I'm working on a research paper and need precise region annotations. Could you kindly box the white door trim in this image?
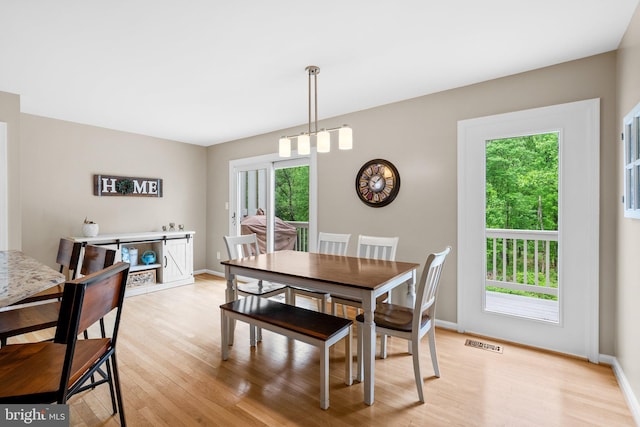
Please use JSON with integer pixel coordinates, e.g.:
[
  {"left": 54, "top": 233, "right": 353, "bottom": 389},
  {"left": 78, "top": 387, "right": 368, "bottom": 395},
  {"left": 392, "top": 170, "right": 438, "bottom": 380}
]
[
  {"left": 457, "top": 99, "right": 600, "bottom": 362},
  {"left": 0, "top": 122, "right": 8, "bottom": 250}
]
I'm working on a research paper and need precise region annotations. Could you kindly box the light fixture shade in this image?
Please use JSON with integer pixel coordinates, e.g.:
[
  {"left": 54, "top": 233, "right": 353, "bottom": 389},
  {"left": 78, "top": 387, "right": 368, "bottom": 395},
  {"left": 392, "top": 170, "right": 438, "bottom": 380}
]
[
  {"left": 279, "top": 137, "right": 291, "bottom": 157},
  {"left": 339, "top": 126, "right": 353, "bottom": 150},
  {"left": 317, "top": 130, "right": 330, "bottom": 153},
  {"left": 298, "top": 134, "right": 310, "bottom": 155}
]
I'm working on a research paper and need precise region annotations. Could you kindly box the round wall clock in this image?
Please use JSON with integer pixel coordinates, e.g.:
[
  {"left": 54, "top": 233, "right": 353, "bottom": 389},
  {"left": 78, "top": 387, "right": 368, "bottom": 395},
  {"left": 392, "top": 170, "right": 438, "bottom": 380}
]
[{"left": 355, "top": 159, "right": 401, "bottom": 207}]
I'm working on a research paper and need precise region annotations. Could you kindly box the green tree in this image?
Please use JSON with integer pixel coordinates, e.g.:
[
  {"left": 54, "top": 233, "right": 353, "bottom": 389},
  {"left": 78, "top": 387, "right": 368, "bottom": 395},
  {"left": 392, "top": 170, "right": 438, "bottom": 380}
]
[
  {"left": 275, "top": 166, "right": 309, "bottom": 221},
  {"left": 486, "top": 133, "right": 558, "bottom": 231}
]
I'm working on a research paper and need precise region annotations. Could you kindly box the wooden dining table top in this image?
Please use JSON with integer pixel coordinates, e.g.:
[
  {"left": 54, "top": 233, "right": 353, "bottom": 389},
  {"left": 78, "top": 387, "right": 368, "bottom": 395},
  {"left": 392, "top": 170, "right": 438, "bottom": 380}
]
[
  {"left": 0, "top": 250, "right": 66, "bottom": 307},
  {"left": 221, "top": 250, "right": 419, "bottom": 290}
]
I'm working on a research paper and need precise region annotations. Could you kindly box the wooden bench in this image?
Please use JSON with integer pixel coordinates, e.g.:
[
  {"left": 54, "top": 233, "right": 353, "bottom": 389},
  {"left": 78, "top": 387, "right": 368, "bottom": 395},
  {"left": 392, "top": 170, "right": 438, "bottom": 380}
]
[{"left": 220, "top": 295, "right": 353, "bottom": 410}]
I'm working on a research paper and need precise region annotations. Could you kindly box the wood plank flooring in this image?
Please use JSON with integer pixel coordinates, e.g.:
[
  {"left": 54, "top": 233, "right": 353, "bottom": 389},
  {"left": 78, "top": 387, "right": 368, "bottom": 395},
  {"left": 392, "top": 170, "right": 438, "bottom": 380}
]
[{"left": 12, "top": 274, "right": 635, "bottom": 426}]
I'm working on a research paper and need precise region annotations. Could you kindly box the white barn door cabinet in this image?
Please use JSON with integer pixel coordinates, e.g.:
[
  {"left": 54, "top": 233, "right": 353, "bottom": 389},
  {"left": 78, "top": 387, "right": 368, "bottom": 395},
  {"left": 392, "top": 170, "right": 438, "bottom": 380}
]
[{"left": 71, "top": 231, "right": 195, "bottom": 296}]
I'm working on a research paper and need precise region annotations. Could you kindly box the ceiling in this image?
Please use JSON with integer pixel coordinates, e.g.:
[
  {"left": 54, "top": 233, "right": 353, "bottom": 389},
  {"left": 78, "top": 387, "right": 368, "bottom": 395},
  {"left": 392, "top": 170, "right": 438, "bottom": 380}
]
[{"left": 1, "top": 1, "right": 638, "bottom": 146}]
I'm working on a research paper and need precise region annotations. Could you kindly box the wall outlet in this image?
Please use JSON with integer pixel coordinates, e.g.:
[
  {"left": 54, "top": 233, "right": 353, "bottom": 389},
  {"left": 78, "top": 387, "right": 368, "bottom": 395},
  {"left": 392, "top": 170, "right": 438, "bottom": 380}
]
[{"left": 216, "top": 251, "right": 221, "bottom": 260}]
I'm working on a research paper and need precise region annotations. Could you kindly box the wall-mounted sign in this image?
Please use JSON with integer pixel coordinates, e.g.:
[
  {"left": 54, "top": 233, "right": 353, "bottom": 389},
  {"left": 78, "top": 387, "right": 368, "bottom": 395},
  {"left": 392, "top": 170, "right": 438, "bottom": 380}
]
[{"left": 93, "top": 175, "right": 163, "bottom": 197}]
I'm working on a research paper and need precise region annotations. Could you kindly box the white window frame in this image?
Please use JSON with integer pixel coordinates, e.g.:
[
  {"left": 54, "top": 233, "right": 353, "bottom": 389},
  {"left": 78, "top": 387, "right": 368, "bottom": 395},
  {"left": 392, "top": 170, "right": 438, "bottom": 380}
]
[{"left": 624, "top": 102, "right": 640, "bottom": 219}]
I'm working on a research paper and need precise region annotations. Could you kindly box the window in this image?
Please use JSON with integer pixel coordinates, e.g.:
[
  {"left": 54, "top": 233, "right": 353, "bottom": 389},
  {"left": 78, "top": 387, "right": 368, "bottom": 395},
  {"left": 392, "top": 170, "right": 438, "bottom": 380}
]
[{"left": 623, "top": 102, "right": 640, "bottom": 219}]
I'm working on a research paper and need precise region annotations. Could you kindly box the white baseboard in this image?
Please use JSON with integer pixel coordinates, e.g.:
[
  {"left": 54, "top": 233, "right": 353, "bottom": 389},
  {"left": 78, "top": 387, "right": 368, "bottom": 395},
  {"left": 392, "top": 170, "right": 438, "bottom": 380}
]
[
  {"left": 197, "top": 269, "right": 224, "bottom": 277},
  {"left": 435, "top": 319, "right": 458, "bottom": 330},
  {"left": 601, "top": 354, "right": 640, "bottom": 426}
]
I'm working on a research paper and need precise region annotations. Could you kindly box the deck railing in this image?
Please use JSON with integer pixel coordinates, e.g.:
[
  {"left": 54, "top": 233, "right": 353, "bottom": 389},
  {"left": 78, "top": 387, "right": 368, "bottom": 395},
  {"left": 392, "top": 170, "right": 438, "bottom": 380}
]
[
  {"left": 486, "top": 228, "right": 559, "bottom": 297},
  {"left": 286, "top": 221, "right": 309, "bottom": 252}
]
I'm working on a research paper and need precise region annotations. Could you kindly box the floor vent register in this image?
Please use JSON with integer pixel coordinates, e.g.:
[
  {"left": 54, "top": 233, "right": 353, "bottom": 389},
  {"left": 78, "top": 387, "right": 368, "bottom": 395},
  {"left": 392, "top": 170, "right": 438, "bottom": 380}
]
[{"left": 464, "top": 338, "right": 503, "bottom": 354}]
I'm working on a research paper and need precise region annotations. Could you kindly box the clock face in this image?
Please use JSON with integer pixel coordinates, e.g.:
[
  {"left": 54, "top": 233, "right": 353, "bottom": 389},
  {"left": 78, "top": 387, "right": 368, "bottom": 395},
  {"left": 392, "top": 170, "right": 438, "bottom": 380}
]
[{"left": 355, "top": 159, "right": 400, "bottom": 207}]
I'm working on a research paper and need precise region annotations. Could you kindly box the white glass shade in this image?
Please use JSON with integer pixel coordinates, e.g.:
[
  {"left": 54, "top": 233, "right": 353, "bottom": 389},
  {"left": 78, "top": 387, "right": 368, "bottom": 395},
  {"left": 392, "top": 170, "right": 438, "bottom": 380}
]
[
  {"left": 279, "top": 137, "right": 291, "bottom": 157},
  {"left": 317, "top": 130, "right": 330, "bottom": 153},
  {"left": 339, "top": 126, "right": 353, "bottom": 150},
  {"left": 298, "top": 134, "right": 310, "bottom": 155}
]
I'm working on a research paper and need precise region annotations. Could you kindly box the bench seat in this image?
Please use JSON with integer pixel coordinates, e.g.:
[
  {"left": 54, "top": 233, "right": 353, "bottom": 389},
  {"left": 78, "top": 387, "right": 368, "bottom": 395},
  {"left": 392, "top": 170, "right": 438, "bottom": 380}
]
[{"left": 220, "top": 296, "right": 352, "bottom": 409}]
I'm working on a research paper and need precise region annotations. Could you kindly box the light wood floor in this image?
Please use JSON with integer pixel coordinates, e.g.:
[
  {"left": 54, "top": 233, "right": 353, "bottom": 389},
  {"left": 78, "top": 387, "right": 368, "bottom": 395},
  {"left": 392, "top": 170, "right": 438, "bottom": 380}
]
[{"left": 15, "top": 274, "right": 635, "bottom": 426}]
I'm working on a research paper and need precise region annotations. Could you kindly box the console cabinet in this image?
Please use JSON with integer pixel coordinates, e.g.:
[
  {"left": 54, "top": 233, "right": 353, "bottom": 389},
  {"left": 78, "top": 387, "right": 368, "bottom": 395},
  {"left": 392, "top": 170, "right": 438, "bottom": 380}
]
[{"left": 71, "top": 231, "right": 195, "bottom": 296}]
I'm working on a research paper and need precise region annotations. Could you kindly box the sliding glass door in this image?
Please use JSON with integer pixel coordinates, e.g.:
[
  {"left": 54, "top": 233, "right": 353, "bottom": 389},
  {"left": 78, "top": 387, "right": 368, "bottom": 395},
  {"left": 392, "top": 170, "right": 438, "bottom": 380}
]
[{"left": 229, "top": 152, "right": 316, "bottom": 254}]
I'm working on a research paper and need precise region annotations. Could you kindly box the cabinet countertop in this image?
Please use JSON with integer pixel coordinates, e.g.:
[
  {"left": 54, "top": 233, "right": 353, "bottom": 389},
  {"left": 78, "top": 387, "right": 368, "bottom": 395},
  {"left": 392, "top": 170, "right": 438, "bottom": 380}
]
[{"left": 70, "top": 230, "right": 195, "bottom": 244}]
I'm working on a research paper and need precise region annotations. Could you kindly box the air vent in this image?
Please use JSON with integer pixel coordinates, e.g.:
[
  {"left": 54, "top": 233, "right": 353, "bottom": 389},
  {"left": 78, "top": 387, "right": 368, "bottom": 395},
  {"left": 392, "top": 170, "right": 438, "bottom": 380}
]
[{"left": 464, "top": 338, "right": 503, "bottom": 354}]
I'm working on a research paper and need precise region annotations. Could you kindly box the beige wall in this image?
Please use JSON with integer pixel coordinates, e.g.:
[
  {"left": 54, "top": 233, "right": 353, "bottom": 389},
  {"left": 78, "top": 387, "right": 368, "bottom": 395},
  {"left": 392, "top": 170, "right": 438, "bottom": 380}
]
[
  {"left": 19, "top": 114, "right": 208, "bottom": 271},
  {"left": 617, "top": 3, "right": 640, "bottom": 410},
  {"left": 0, "top": 91, "right": 22, "bottom": 249},
  {"left": 207, "top": 52, "right": 618, "bottom": 354}
]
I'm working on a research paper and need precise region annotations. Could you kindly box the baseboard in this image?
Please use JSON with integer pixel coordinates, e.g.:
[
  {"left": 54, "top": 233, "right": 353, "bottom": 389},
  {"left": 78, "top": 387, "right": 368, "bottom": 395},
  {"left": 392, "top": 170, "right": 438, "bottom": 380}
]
[
  {"left": 196, "top": 269, "right": 224, "bottom": 277},
  {"left": 601, "top": 354, "right": 640, "bottom": 425},
  {"left": 435, "top": 319, "right": 458, "bottom": 331}
]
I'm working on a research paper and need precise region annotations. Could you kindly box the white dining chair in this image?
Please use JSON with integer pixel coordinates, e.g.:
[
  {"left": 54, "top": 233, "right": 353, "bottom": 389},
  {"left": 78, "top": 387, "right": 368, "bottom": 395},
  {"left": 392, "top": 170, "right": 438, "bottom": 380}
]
[
  {"left": 330, "top": 235, "right": 399, "bottom": 317},
  {"left": 317, "top": 232, "right": 351, "bottom": 256},
  {"left": 223, "top": 234, "right": 290, "bottom": 345},
  {"left": 289, "top": 232, "right": 351, "bottom": 312},
  {"left": 356, "top": 246, "right": 451, "bottom": 403}
]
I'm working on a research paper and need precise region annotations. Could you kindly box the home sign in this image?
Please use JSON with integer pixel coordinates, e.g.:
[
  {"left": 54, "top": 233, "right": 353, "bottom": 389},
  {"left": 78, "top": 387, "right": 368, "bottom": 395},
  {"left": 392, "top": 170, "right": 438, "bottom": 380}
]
[{"left": 93, "top": 174, "right": 163, "bottom": 197}]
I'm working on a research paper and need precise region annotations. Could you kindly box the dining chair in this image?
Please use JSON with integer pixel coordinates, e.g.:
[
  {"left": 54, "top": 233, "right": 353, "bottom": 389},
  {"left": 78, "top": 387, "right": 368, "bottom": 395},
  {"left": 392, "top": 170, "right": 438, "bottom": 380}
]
[
  {"left": 223, "top": 234, "right": 290, "bottom": 345},
  {"left": 317, "top": 232, "right": 350, "bottom": 255},
  {"left": 330, "top": 235, "right": 399, "bottom": 317},
  {"left": 290, "top": 232, "right": 351, "bottom": 313},
  {"left": 0, "top": 262, "right": 130, "bottom": 425},
  {"left": 0, "top": 245, "right": 116, "bottom": 346},
  {"left": 356, "top": 246, "right": 451, "bottom": 403},
  {"left": 10, "top": 238, "right": 82, "bottom": 305}
]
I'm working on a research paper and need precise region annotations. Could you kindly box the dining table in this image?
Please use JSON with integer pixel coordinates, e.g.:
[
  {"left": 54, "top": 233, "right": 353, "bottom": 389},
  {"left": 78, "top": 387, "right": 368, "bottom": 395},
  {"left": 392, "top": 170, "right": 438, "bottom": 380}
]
[
  {"left": 221, "top": 249, "right": 419, "bottom": 405},
  {"left": 0, "top": 250, "right": 66, "bottom": 308}
]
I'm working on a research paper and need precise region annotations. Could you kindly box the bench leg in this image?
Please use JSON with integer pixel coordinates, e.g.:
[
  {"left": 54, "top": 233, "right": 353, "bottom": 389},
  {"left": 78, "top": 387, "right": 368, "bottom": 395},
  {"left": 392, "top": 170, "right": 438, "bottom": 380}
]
[
  {"left": 221, "top": 311, "right": 229, "bottom": 360},
  {"left": 249, "top": 325, "right": 263, "bottom": 346},
  {"left": 320, "top": 344, "right": 329, "bottom": 410},
  {"left": 345, "top": 327, "right": 353, "bottom": 386}
]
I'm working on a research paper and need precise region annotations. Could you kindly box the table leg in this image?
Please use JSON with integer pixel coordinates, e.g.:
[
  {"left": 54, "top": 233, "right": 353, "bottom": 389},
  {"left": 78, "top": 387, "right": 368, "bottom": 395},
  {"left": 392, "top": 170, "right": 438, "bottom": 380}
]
[
  {"left": 225, "top": 266, "right": 236, "bottom": 346},
  {"left": 362, "top": 292, "right": 376, "bottom": 405}
]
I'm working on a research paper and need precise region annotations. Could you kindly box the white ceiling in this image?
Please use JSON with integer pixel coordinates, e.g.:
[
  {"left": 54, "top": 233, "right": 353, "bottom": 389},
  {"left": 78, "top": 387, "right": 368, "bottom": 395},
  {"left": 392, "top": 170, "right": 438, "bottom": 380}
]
[{"left": 1, "top": 1, "right": 638, "bottom": 146}]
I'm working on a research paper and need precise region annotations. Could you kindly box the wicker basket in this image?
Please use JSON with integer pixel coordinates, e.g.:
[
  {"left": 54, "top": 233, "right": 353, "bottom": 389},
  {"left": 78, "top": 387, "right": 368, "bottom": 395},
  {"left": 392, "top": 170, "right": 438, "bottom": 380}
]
[{"left": 126, "top": 269, "right": 156, "bottom": 287}]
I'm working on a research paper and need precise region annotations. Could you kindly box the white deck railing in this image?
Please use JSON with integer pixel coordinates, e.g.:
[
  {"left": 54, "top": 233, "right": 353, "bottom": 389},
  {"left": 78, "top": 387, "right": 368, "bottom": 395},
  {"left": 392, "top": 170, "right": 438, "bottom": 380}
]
[
  {"left": 286, "top": 221, "right": 309, "bottom": 252},
  {"left": 486, "top": 228, "right": 559, "bottom": 297}
]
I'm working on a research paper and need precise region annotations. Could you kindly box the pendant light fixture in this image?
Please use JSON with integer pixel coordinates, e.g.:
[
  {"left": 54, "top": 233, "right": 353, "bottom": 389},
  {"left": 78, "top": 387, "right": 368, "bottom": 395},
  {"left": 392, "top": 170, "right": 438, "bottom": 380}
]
[{"left": 279, "top": 65, "right": 353, "bottom": 157}]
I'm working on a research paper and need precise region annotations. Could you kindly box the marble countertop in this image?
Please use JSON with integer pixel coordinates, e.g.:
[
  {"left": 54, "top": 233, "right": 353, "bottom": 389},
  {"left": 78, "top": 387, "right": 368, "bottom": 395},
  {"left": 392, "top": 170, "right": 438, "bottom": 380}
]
[{"left": 0, "top": 250, "right": 66, "bottom": 307}]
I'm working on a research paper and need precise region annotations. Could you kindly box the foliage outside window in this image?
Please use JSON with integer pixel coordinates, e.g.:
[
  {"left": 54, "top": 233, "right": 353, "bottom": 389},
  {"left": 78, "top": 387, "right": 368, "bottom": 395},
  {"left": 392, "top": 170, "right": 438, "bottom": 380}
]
[
  {"left": 275, "top": 166, "right": 309, "bottom": 222},
  {"left": 623, "top": 102, "right": 640, "bottom": 219},
  {"left": 275, "top": 165, "right": 310, "bottom": 251},
  {"left": 485, "top": 133, "right": 559, "bottom": 300}
]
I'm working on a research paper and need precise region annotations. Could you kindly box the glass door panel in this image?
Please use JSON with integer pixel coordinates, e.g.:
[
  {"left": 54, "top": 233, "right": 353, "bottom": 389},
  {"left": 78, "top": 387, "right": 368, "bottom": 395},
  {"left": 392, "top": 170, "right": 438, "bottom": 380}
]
[{"left": 484, "top": 133, "right": 559, "bottom": 323}]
